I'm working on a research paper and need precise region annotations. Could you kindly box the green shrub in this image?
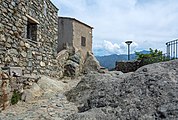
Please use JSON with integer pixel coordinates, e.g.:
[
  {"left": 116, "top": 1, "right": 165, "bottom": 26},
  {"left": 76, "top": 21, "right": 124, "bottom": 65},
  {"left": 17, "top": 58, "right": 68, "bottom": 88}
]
[
  {"left": 136, "top": 48, "right": 162, "bottom": 60},
  {"left": 135, "top": 48, "right": 169, "bottom": 65},
  {"left": 11, "top": 91, "right": 21, "bottom": 105}
]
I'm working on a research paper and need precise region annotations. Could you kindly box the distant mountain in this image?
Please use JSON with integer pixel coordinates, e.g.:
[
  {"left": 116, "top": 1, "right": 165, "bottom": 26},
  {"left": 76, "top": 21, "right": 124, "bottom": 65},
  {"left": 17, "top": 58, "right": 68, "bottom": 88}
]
[{"left": 95, "top": 50, "right": 150, "bottom": 70}]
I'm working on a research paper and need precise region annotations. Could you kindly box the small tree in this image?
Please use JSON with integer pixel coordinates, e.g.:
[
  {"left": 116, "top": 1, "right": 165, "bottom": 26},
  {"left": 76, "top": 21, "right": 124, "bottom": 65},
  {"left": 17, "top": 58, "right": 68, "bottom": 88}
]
[
  {"left": 136, "top": 48, "right": 162, "bottom": 60},
  {"left": 135, "top": 48, "right": 166, "bottom": 65}
]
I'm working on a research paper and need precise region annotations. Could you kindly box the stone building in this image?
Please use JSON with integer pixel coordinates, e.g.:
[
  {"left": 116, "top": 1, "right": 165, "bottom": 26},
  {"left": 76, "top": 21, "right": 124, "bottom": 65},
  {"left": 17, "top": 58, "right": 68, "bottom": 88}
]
[
  {"left": 0, "top": 0, "right": 59, "bottom": 76},
  {"left": 58, "top": 17, "right": 93, "bottom": 60}
]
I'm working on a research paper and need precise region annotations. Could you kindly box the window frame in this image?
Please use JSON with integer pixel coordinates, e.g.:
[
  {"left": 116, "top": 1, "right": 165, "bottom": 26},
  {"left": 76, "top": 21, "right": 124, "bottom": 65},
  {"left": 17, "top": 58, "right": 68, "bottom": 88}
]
[
  {"left": 26, "top": 15, "right": 38, "bottom": 42},
  {"left": 81, "top": 36, "right": 86, "bottom": 47}
]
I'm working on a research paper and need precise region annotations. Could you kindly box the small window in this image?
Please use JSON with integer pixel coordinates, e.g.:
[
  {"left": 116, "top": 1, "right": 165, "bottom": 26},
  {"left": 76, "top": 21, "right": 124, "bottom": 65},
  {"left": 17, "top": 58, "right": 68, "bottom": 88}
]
[
  {"left": 27, "top": 17, "right": 38, "bottom": 41},
  {"left": 81, "top": 36, "right": 86, "bottom": 47}
]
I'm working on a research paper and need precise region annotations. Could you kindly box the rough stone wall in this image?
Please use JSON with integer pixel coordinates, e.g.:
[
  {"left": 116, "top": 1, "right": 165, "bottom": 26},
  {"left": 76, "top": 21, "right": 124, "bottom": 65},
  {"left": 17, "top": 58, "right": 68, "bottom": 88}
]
[
  {"left": 73, "top": 20, "right": 92, "bottom": 60},
  {"left": 115, "top": 60, "right": 141, "bottom": 73},
  {"left": 0, "top": 68, "right": 11, "bottom": 111},
  {"left": 115, "top": 58, "right": 169, "bottom": 73},
  {"left": 0, "top": 66, "right": 43, "bottom": 111},
  {"left": 0, "top": 0, "right": 59, "bottom": 77}
]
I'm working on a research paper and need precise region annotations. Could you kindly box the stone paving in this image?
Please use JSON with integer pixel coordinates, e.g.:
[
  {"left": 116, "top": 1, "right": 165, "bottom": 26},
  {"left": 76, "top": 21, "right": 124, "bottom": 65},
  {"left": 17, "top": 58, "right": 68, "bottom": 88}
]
[{"left": 0, "top": 78, "right": 80, "bottom": 120}]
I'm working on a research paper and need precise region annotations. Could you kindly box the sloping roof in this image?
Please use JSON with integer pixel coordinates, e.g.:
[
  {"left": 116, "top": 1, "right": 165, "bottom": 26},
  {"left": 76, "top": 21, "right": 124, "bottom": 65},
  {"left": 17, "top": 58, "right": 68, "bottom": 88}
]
[{"left": 59, "top": 17, "right": 93, "bottom": 29}]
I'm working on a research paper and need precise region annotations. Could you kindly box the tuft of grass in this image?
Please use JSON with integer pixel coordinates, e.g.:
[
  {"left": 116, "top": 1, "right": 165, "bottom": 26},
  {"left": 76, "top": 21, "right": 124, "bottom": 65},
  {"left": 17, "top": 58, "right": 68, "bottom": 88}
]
[{"left": 11, "top": 91, "right": 21, "bottom": 105}]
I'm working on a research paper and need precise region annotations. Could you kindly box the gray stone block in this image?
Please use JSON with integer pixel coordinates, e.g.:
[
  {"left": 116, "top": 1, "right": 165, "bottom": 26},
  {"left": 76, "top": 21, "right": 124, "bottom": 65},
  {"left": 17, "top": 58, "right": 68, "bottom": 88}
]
[{"left": 9, "top": 67, "right": 22, "bottom": 77}]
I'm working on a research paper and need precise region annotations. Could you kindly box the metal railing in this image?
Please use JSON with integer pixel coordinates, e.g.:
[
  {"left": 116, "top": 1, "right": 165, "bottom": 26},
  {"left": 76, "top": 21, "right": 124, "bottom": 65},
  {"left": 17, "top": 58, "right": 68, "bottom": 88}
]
[
  {"left": 141, "top": 39, "right": 178, "bottom": 65},
  {"left": 166, "top": 39, "right": 178, "bottom": 59}
]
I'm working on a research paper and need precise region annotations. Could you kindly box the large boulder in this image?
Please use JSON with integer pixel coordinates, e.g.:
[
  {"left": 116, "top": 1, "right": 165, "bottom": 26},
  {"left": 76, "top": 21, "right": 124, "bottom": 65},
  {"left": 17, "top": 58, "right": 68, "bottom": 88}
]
[
  {"left": 21, "top": 83, "right": 42, "bottom": 102},
  {"left": 37, "top": 76, "right": 67, "bottom": 94},
  {"left": 82, "top": 52, "right": 102, "bottom": 73},
  {"left": 56, "top": 49, "right": 69, "bottom": 67},
  {"left": 65, "top": 60, "right": 178, "bottom": 120},
  {"left": 64, "top": 51, "right": 82, "bottom": 77},
  {"left": 56, "top": 50, "right": 70, "bottom": 78},
  {"left": 68, "top": 51, "right": 81, "bottom": 64},
  {"left": 65, "top": 107, "right": 118, "bottom": 120},
  {"left": 65, "top": 71, "right": 127, "bottom": 112},
  {"left": 64, "top": 60, "right": 80, "bottom": 77},
  {"left": 17, "top": 76, "right": 69, "bottom": 102}
]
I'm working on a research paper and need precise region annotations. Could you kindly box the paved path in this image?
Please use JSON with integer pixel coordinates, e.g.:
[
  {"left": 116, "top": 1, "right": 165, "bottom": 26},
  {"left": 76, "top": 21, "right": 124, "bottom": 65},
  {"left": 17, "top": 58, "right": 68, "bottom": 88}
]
[{"left": 0, "top": 78, "right": 80, "bottom": 120}]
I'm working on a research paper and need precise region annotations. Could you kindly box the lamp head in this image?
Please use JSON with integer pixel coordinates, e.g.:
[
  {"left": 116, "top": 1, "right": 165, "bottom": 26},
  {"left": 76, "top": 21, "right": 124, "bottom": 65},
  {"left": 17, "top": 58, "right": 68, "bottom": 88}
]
[{"left": 125, "top": 41, "right": 132, "bottom": 45}]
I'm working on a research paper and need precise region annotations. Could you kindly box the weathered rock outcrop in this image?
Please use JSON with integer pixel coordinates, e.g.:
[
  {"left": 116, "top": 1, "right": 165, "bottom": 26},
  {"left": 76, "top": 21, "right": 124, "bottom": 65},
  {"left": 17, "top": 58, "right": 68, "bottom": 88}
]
[
  {"left": 57, "top": 49, "right": 102, "bottom": 77},
  {"left": 82, "top": 52, "right": 102, "bottom": 73},
  {"left": 64, "top": 51, "right": 82, "bottom": 77},
  {"left": 22, "top": 76, "right": 68, "bottom": 101},
  {"left": 56, "top": 49, "right": 69, "bottom": 77},
  {"left": 37, "top": 76, "right": 67, "bottom": 94},
  {"left": 21, "top": 83, "right": 42, "bottom": 102},
  {"left": 66, "top": 60, "right": 178, "bottom": 120}
]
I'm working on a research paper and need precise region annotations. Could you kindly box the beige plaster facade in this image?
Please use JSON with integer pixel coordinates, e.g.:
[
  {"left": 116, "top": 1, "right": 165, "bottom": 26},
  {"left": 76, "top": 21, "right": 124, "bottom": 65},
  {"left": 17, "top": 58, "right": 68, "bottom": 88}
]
[{"left": 58, "top": 17, "right": 93, "bottom": 59}]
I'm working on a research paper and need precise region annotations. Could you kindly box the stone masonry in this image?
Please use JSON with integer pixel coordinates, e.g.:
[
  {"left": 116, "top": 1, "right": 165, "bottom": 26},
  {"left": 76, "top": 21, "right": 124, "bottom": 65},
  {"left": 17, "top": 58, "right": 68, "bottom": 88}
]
[
  {"left": 115, "top": 60, "right": 141, "bottom": 73},
  {"left": 0, "top": 0, "right": 59, "bottom": 77},
  {"left": 0, "top": 68, "right": 11, "bottom": 111}
]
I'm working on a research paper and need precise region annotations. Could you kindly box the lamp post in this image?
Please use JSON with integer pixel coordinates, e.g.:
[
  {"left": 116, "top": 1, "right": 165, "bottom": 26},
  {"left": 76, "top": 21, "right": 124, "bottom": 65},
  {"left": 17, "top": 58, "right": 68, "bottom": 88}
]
[{"left": 125, "top": 41, "right": 132, "bottom": 60}]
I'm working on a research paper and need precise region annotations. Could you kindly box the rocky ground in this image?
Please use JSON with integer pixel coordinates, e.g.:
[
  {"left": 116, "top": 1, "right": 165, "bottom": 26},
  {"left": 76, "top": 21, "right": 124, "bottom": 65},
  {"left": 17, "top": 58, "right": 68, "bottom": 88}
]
[
  {"left": 0, "top": 77, "right": 80, "bottom": 120},
  {"left": 65, "top": 60, "right": 178, "bottom": 120},
  {"left": 1, "top": 60, "right": 178, "bottom": 120}
]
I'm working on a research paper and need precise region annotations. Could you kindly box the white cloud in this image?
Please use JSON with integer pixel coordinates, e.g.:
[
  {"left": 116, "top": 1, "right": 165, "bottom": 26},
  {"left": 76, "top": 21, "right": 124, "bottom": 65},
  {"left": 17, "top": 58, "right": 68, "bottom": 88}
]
[
  {"left": 93, "top": 40, "right": 138, "bottom": 56},
  {"left": 51, "top": 0, "right": 178, "bottom": 56},
  {"left": 103, "top": 40, "right": 120, "bottom": 53}
]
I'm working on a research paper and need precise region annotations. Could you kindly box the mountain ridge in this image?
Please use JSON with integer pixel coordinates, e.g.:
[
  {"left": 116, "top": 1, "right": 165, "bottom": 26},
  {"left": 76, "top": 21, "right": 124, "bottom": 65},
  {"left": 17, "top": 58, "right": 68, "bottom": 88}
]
[{"left": 95, "top": 50, "right": 150, "bottom": 70}]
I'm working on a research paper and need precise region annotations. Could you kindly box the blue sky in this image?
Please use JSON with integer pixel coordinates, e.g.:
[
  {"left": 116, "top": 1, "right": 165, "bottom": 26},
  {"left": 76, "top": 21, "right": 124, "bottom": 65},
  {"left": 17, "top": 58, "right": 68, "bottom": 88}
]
[{"left": 51, "top": 0, "right": 178, "bottom": 56}]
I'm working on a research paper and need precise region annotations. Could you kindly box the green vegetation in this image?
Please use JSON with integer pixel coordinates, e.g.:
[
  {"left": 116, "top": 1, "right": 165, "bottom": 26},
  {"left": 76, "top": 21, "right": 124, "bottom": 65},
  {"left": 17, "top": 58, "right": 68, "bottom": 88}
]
[
  {"left": 136, "top": 48, "right": 162, "bottom": 60},
  {"left": 135, "top": 48, "right": 169, "bottom": 65},
  {"left": 11, "top": 91, "right": 21, "bottom": 105}
]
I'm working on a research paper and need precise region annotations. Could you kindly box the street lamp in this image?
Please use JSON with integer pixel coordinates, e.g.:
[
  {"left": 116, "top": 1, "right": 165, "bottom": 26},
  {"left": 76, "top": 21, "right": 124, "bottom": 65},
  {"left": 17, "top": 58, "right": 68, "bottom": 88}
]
[{"left": 125, "top": 40, "right": 132, "bottom": 60}]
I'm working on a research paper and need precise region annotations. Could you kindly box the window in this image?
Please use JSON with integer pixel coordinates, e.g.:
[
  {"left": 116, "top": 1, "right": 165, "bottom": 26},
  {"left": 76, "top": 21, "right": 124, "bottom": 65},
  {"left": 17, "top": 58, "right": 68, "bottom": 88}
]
[
  {"left": 27, "top": 22, "right": 37, "bottom": 41},
  {"left": 81, "top": 36, "right": 86, "bottom": 47},
  {"left": 26, "top": 15, "right": 38, "bottom": 41}
]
